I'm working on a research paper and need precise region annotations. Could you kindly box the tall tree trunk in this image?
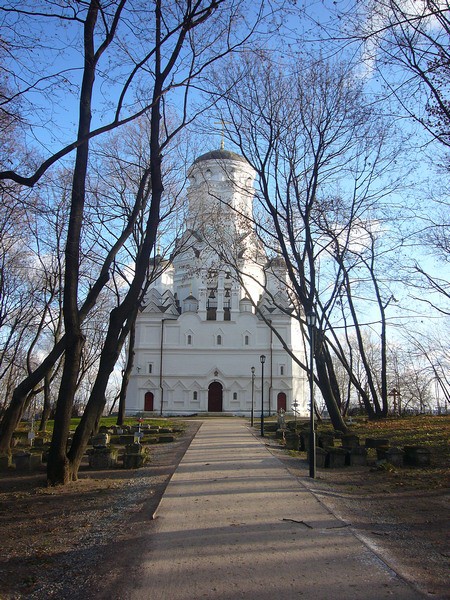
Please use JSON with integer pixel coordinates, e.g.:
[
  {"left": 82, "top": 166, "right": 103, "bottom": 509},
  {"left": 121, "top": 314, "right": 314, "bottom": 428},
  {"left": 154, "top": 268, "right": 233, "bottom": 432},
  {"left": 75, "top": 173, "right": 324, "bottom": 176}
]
[
  {"left": 67, "top": 136, "right": 161, "bottom": 479},
  {"left": 117, "top": 319, "right": 136, "bottom": 426},
  {"left": 65, "top": 0, "right": 199, "bottom": 481},
  {"left": 47, "top": 1, "right": 99, "bottom": 485},
  {"left": 46, "top": 336, "right": 84, "bottom": 485}
]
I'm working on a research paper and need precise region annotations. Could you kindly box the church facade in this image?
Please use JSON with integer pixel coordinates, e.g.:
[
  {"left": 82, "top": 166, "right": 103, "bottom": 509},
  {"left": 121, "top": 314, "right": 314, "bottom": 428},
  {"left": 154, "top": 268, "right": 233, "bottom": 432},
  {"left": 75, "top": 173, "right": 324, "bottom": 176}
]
[{"left": 125, "top": 149, "right": 307, "bottom": 417}]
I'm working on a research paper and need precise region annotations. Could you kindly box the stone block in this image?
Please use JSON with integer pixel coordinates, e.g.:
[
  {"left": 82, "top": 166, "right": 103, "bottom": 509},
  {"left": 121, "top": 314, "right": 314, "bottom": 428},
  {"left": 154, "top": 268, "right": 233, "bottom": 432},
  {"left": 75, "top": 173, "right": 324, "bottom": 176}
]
[
  {"left": 119, "top": 434, "right": 135, "bottom": 445},
  {"left": 89, "top": 447, "right": 119, "bottom": 469},
  {"left": 299, "top": 431, "right": 309, "bottom": 451},
  {"left": 325, "top": 447, "right": 347, "bottom": 468},
  {"left": 346, "top": 446, "right": 367, "bottom": 466},
  {"left": 318, "top": 433, "right": 334, "bottom": 448},
  {"left": 159, "top": 435, "right": 175, "bottom": 443},
  {"left": 123, "top": 453, "right": 146, "bottom": 469},
  {"left": 341, "top": 434, "right": 360, "bottom": 448},
  {"left": 12, "top": 453, "right": 31, "bottom": 470},
  {"left": 376, "top": 446, "right": 390, "bottom": 461},
  {"left": 385, "top": 447, "right": 404, "bottom": 467},
  {"left": 284, "top": 432, "right": 300, "bottom": 450},
  {"left": 366, "top": 438, "right": 390, "bottom": 448},
  {"left": 33, "top": 436, "right": 50, "bottom": 447},
  {"left": 90, "top": 433, "right": 110, "bottom": 448},
  {"left": 29, "top": 453, "right": 43, "bottom": 468},
  {"left": 403, "top": 446, "right": 431, "bottom": 467}
]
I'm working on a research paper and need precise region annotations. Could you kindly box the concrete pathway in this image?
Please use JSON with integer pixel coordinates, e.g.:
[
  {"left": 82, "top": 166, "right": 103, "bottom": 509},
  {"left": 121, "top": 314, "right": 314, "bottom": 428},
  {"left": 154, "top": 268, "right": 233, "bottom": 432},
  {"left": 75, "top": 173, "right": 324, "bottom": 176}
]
[{"left": 128, "top": 419, "right": 423, "bottom": 599}]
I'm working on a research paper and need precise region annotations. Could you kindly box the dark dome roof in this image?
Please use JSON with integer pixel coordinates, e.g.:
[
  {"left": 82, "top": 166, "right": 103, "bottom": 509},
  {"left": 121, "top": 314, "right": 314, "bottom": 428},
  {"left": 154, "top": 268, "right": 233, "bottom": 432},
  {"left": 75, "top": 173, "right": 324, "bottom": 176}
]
[{"left": 194, "top": 149, "right": 247, "bottom": 164}]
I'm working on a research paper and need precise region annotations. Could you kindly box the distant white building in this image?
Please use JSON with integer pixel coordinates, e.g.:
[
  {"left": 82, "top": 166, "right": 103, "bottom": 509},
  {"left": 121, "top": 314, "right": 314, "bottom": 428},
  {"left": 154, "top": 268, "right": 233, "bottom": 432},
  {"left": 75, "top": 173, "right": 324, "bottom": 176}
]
[{"left": 125, "top": 149, "right": 307, "bottom": 416}]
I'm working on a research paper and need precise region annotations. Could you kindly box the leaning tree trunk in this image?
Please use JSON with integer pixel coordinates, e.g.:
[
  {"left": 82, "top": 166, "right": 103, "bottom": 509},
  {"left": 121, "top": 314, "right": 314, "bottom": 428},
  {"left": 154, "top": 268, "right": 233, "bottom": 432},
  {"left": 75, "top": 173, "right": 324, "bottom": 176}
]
[
  {"left": 39, "top": 372, "right": 52, "bottom": 433},
  {"left": 0, "top": 338, "right": 66, "bottom": 453},
  {"left": 314, "top": 332, "right": 348, "bottom": 433}
]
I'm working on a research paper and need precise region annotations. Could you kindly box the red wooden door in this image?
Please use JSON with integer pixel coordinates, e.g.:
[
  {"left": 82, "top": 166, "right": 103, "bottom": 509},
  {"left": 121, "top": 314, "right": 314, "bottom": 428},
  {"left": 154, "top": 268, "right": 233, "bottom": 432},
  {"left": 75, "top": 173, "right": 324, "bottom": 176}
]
[
  {"left": 144, "top": 391, "right": 154, "bottom": 411},
  {"left": 277, "top": 392, "right": 287, "bottom": 412},
  {"left": 208, "top": 382, "right": 223, "bottom": 412}
]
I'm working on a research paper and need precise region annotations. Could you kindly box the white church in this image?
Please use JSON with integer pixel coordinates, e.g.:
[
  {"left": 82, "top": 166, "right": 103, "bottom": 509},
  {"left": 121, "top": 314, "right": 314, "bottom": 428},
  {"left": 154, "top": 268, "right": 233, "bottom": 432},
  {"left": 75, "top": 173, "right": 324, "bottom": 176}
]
[{"left": 125, "top": 148, "right": 307, "bottom": 417}]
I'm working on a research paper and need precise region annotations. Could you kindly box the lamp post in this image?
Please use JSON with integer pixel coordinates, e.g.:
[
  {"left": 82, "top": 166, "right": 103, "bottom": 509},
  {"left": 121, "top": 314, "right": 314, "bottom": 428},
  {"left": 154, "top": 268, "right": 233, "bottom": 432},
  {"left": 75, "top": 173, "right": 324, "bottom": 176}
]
[
  {"left": 251, "top": 366, "right": 255, "bottom": 427},
  {"left": 306, "top": 310, "right": 316, "bottom": 478},
  {"left": 260, "top": 355, "right": 266, "bottom": 437}
]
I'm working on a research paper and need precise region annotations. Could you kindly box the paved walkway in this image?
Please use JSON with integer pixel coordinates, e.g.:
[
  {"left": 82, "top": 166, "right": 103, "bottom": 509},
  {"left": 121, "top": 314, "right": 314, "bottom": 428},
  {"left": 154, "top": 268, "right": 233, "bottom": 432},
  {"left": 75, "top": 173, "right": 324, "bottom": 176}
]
[{"left": 128, "top": 419, "right": 423, "bottom": 599}]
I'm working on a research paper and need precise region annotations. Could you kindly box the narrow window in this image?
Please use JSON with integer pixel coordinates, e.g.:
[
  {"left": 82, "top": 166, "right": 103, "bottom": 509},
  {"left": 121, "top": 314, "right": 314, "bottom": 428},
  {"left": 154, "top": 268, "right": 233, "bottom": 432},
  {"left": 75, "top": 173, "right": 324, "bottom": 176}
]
[
  {"left": 244, "top": 335, "right": 249, "bottom": 346},
  {"left": 280, "top": 365, "right": 284, "bottom": 375},
  {"left": 193, "top": 391, "right": 198, "bottom": 400},
  {"left": 217, "top": 334, "right": 222, "bottom": 345},
  {"left": 187, "top": 334, "right": 192, "bottom": 345},
  {"left": 233, "top": 392, "right": 238, "bottom": 400},
  {"left": 148, "top": 363, "right": 153, "bottom": 374}
]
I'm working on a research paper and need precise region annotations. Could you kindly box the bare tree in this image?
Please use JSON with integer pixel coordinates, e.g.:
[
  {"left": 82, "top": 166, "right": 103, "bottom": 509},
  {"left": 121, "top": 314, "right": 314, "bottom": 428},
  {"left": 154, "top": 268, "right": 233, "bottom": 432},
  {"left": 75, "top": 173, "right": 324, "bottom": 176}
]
[
  {"left": 206, "top": 53, "right": 405, "bottom": 430},
  {"left": 0, "top": 0, "right": 282, "bottom": 482},
  {"left": 309, "top": 0, "right": 450, "bottom": 148}
]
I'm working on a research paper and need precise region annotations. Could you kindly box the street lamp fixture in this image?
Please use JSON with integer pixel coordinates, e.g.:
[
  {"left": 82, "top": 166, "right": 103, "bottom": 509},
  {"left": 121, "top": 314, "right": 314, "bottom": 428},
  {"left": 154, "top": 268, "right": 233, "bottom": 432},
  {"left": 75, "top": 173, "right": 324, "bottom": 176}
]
[
  {"left": 251, "top": 366, "right": 255, "bottom": 427},
  {"left": 306, "top": 310, "right": 316, "bottom": 479},
  {"left": 260, "top": 355, "right": 266, "bottom": 437}
]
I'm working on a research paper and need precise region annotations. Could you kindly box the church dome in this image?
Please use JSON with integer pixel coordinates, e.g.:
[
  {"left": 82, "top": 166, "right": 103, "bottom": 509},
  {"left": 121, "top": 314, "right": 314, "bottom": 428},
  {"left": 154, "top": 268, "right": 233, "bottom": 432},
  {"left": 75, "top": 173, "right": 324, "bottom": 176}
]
[
  {"left": 239, "top": 296, "right": 253, "bottom": 313},
  {"left": 194, "top": 149, "right": 247, "bottom": 164},
  {"left": 183, "top": 294, "right": 199, "bottom": 313}
]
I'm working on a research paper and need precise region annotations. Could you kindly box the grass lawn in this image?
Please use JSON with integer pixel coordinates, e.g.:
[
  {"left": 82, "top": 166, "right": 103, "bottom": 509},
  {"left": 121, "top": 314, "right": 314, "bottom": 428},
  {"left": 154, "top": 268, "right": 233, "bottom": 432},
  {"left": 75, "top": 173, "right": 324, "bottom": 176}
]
[{"left": 16, "top": 415, "right": 180, "bottom": 435}]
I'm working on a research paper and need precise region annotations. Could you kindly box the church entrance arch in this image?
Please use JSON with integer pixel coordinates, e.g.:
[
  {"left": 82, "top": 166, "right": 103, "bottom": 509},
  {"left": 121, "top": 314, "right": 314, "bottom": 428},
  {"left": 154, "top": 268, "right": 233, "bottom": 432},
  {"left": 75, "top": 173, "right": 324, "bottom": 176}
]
[
  {"left": 208, "top": 382, "right": 223, "bottom": 412},
  {"left": 277, "top": 392, "right": 287, "bottom": 412},
  {"left": 144, "top": 391, "right": 154, "bottom": 411}
]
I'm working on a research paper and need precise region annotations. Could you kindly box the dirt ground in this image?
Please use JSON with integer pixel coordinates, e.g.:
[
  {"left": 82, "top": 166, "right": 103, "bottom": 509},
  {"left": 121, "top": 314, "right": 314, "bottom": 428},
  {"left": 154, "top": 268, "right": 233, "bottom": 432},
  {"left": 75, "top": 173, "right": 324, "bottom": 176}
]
[
  {"left": 268, "top": 441, "right": 450, "bottom": 600},
  {"left": 0, "top": 420, "right": 448, "bottom": 600}
]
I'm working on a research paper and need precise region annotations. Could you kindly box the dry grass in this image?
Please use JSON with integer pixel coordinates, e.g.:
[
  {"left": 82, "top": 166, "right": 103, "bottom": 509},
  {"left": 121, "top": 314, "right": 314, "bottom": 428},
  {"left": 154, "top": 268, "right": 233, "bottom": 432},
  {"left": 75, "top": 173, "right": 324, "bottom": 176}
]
[{"left": 317, "top": 414, "right": 450, "bottom": 491}]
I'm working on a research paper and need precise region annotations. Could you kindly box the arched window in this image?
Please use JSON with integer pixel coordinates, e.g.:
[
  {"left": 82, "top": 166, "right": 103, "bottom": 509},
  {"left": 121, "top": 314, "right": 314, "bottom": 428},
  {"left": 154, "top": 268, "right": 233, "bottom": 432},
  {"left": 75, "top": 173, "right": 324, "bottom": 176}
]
[
  {"left": 187, "top": 334, "right": 192, "bottom": 345},
  {"left": 217, "top": 334, "right": 222, "bottom": 345},
  {"left": 244, "top": 335, "right": 249, "bottom": 346}
]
